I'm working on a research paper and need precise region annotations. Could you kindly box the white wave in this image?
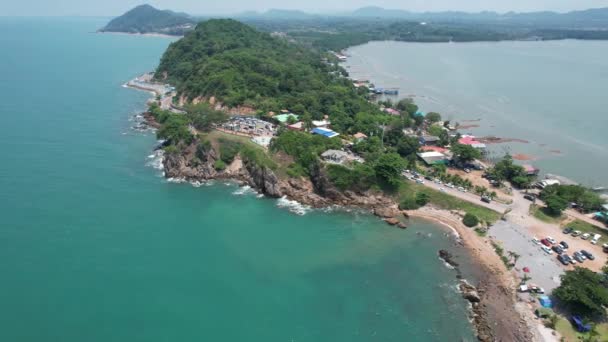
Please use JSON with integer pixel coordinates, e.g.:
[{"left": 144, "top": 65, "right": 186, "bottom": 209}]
[
  {"left": 145, "top": 150, "right": 165, "bottom": 171},
  {"left": 232, "top": 185, "right": 256, "bottom": 196},
  {"left": 191, "top": 181, "right": 203, "bottom": 188},
  {"left": 276, "top": 196, "right": 311, "bottom": 216},
  {"left": 440, "top": 259, "right": 456, "bottom": 270},
  {"left": 167, "top": 177, "right": 186, "bottom": 183},
  {"left": 256, "top": 194, "right": 264, "bottom": 198}
]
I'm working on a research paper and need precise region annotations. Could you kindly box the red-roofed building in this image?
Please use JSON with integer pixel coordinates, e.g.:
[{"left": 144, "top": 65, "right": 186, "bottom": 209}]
[
  {"left": 420, "top": 146, "right": 449, "bottom": 153},
  {"left": 458, "top": 135, "right": 487, "bottom": 151}
]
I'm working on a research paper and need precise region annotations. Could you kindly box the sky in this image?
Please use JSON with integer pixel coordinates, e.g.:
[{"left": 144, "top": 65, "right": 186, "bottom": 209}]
[{"left": 3, "top": 0, "right": 608, "bottom": 16}]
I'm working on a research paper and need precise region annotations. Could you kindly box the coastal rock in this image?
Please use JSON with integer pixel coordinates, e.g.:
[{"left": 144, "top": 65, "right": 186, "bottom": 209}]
[
  {"left": 464, "top": 290, "right": 481, "bottom": 303},
  {"left": 397, "top": 222, "right": 407, "bottom": 229},
  {"left": 384, "top": 218, "right": 400, "bottom": 226},
  {"left": 374, "top": 207, "right": 401, "bottom": 218},
  {"left": 438, "top": 249, "right": 459, "bottom": 268}
]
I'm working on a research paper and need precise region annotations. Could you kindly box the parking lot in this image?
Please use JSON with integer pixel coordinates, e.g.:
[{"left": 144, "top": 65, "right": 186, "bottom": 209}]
[{"left": 489, "top": 221, "right": 564, "bottom": 293}]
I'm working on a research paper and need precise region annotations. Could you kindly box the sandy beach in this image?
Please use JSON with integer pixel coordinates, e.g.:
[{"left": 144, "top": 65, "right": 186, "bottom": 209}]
[{"left": 409, "top": 206, "right": 541, "bottom": 341}]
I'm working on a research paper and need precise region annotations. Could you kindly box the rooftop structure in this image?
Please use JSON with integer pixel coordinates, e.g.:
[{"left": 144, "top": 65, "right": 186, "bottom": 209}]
[
  {"left": 419, "top": 135, "right": 440, "bottom": 146},
  {"left": 312, "top": 119, "right": 331, "bottom": 128},
  {"left": 353, "top": 132, "right": 368, "bottom": 141},
  {"left": 287, "top": 121, "right": 304, "bottom": 131},
  {"left": 414, "top": 110, "right": 426, "bottom": 117},
  {"left": 312, "top": 127, "right": 340, "bottom": 138},
  {"left": 536, "top": 179, "right": 560, "bottom": 189},
  {"left": 383, "top": 108, "right": 400, "bottom": 116},
  {"left": 523, "top": 164, "right": 540, "bottom": 176},
  {"left": 458, "top": 135, "right": 487, "bottom": 150},
  {"left": 275, "top": 113, "right": 299, "bottom": 123},
  {"left": 417, "top": 151, "right": 449, "bottom": 165},
  {"left": 420, "top": 146, "right": 449, "bottom": 153}
]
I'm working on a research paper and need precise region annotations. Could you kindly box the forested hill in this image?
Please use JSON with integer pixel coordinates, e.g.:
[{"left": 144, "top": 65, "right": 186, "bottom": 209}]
[
  {"left": 100, "top": 4, "right": 196, "bottom": 35},
  {"left": 155, "top": 19, "right": 378, "bottom": 130}
]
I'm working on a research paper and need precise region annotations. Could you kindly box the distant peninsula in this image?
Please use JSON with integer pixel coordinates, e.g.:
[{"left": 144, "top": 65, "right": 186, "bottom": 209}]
[{"left": 99, "top": 4, "right": 196, "bottom": 36}]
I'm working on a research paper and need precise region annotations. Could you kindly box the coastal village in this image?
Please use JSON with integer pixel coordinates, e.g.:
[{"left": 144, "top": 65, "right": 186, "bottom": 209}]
[{"left": 130, "top": 46, "right": 608, "bottom": 341}]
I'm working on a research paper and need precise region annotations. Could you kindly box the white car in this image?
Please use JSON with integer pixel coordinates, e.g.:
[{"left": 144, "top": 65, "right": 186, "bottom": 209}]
[
  {"left": 581, "top": 233, "right": 591, "bottom": 240},
  {"left": 439, "top": 187, "right": 446, "bottom": 192},
  {"left": 546, "top": 236, "right": 556, "bottom": 244},
  {"left": 532, "top": 237, "right": 541, "bottom": 245},
  {"left": 541, "top": 246, "right": 553, "bottom": 255}
]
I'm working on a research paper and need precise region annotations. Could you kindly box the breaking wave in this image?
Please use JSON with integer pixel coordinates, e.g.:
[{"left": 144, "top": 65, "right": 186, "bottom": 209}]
[{"left": 276, "top": 196, "right": 311, "bottom": 216}]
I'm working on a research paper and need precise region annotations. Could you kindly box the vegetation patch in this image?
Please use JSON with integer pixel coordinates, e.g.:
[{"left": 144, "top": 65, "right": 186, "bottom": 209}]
[
  {"left": 462, "top": 213, "right": 479, "bottom": 227},
  {"left": 530, "top": 204, "right": 563, "bottom": 224}
]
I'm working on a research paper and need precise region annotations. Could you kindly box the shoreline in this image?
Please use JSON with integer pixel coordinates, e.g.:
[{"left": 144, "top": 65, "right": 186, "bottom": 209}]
[
  {"left": 97, "top": 31, "right": 181, "bottom": 39},
  {"left": 130, "top": 75, "right": 541, "bottom": 341}
]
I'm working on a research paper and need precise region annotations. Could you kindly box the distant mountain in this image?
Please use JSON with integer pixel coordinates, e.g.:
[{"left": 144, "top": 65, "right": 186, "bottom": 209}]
[
  {"left": 350, "top": 6, "right": 608, "bottom": 28},
  {"left": 100, "top": 4, "right": 197, "bottom": 35},
  {"left": 236, "top": 9, "right": 319, "bottom": 20},
  {"left": 351, "top": 6, "right": 413, "bottom": 18}
]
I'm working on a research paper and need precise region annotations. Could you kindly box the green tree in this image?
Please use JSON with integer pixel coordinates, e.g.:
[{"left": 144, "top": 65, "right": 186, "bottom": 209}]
[
  {"left": 553, "top": 267, "right": 608, "bottom": 318},
  {"left": 544, "top": 194, "right": 568, "bottom": 216},
  {"left": 396, "top": 135, "right": 420, "bottom": 157},
  {"left": 425, "top": 112, "right": 442, "bottom": 123},
  {"left": 415, "top": 192, "right": 430, "bottom": 206},
  {"left": 463, "top": 213, "right": 479, "bottom": 227},
  {"left": 451, "top": 143, "right": 481, "bottom": 163},
  {"left": 187, "top": 103, "right": 228, "bottom": 132},
  {"left": 374, "top": 153, "right": 406, "bottom": 187},
  {"left": 427, "top": 125, "right": 445, "bottom": 137}
]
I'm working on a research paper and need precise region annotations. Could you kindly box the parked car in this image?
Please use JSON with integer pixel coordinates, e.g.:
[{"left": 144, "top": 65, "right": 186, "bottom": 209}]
[
  {"left": 573, "top": 252, "right": 585, "bottom": 263},
  {"left": 557, "top": 254, "right": 570, "bottom": 265},
  {"left": 532, "top": 237, "right": 541, "bottom": 245},
  {"left": 464, "top": 168, "right": 471, "bottom": 173},
  {"left": 559, "top": 241, "right": 569, "bottom": 250},
  {"left": 581, "top": 233, "right": 591, "bottom": 240},
  {"left": 552, "top": 245, "right": 564, "bottom": 254},
  {"left": 591, "top": 234, "right": 602, "bottom": 245},
  {"left": 541, "top": 239, "right": 551, "bottom": 247},
  {"left": 524, "top": 194, "right": 536, "bottom": 201},
  {"left": 581, "top": 250, "right": 595, "bottom": 260},
  {"left": 571, "top": 230, "right": 582, "bottom": 237},
  {"left": 546, "top": 236, "right": 556, "bottom": 244},
  {"left": 425, "top": 175, "right": 433, "bottom": 181},
  {"left": 481, "top": 196, "right": 491, "bottom": 203},
  {"left": 416, "top": 179, "right": 424, "bottom": 184},
  {"left": 562, "top": 227, "right": 573, "bottom": 234},
  {"left": 541, "top": 246, "right": 553, "bottom": 255},
  {"left": 603, "top": 244, "right": 608, "bottom": 253}
]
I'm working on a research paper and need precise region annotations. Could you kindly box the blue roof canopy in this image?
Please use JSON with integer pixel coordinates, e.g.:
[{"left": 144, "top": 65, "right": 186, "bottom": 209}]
[{"left": 312, "top": 127, "right": 339, "bottom": 138}]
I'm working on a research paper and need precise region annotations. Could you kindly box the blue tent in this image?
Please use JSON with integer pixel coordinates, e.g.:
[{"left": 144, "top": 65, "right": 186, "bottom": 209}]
[
  {"left": 539, "top": 296, "right": 553, "bottom": 308},
  {"left": 571, "top": 315, "right": 592, "bottom": 332}
]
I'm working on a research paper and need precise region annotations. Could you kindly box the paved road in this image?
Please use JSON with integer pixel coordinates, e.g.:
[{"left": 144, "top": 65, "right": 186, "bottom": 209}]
[{"left": 404, "top": 173, "right": 508, "bottom": 213}]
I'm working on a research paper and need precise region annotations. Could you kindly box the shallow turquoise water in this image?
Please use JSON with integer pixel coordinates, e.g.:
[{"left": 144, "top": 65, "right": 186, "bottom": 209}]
[{"left": 0, "top": 17, "right": 475, "bottom": 341}]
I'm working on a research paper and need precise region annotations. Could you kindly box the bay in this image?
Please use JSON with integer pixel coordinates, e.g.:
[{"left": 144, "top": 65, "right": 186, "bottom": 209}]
[{"left": 345, "top": 40, "right": 608, "bottom": 186}]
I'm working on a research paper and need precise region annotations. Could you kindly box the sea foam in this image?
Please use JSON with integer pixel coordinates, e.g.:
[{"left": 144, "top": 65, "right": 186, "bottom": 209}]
[{"left": 276, "top": 196, "right": 311, "bottom": 216}]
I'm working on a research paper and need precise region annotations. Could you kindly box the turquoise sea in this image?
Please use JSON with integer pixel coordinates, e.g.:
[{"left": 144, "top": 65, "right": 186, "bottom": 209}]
[{"left": 0, "top": 18, "right": 475, "bottom": 341}]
